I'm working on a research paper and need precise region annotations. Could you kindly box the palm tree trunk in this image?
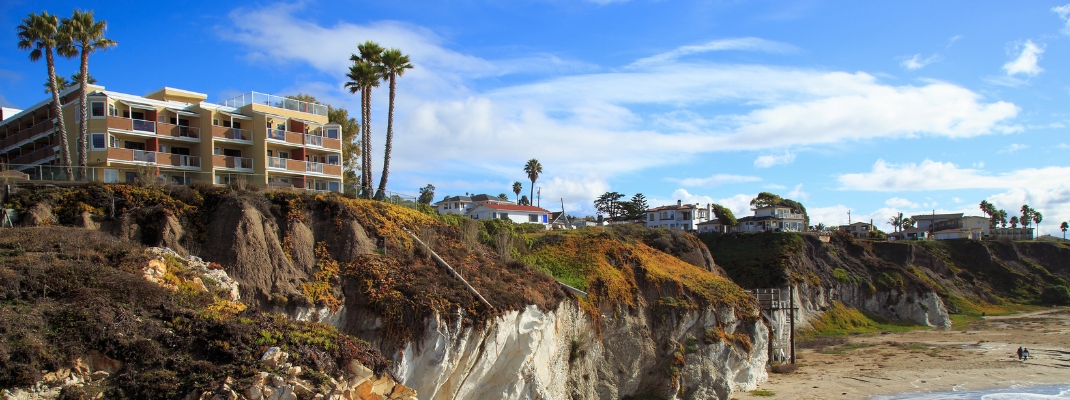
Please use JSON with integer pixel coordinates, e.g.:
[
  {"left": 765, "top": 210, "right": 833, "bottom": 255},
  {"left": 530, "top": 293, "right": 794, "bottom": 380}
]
[
  {"left": 44, "top": 48, "right": 72, "bottom": 180},
  {"left": 363, "top": 87, "right": 372, "bottom": 199},
  {"left": 529, "top": 180, "right": 534, "bottom": 205},
  {"left": 376, "top": 73, "right": 396, "bottom": 198},
  {"left": 77, "top": 50, "right": 90, "bottom": 179}
]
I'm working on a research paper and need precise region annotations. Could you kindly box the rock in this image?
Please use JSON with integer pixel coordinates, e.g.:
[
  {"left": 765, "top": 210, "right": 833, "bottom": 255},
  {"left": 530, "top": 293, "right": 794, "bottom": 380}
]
[
  {"left": 353, "top": 381, "right": 373, "bottom": 399},
  {"left": 261, "top": 347, "right": 290, "bottom": 369},
  {"left": 143, "top": 259, "right": 169, "bottom": 286},
  {"left": 347, "top": 361, "right": 374, "bottom": 382},
  {"left": 286, "top": 366, "right": 302, "bottom": 377},
  {"left": 244, "top": 386, "right": 263, "bottom": 400},
  {"left": 90, "top": 370, "right": 109, "bottom": 380},
  {"left": 369, "top": 377, "right": 395, "bottom": 396},
  {"left": 388, "top": 384, "right": 416, "bottom": 399},
  {"left": 86, "top": 350, "right": 122, "bottom": 375},
  {"left": 21, "top": 202, "right": 55, "bottom": 226}
]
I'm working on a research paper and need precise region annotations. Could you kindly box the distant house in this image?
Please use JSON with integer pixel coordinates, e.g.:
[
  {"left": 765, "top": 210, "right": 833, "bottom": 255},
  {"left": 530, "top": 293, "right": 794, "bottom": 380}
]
[
  {"left": 466, "top": 203, "right": 551, "bottom": 226},
  {"left": 696, "top": 219, "right": 726, "bottom": 234},
  {"left": 838, "top": 221, "right": 876, "bottom": 238},
  {"left": 889, "top": 227, "right": 928, "bottom": 241},
  {"left": 572, "top": 220, "right": 600, "bottom": 229},
  {"left": 434, "top": 194, "right": 513, "bottom": 215},
  {"left": 735, "top": 205, "right": 806, "bottom": 233},
  {"left": 910, "top": 213, "right": 963, "bottom": 231},
  {"left": 548, "top": 212, "right": 571, "bottom": 230},
  {"left": 989, "top": 227, "right": 1034, "bottom": 240},
  {"left": 644, "top": 200, "right": 711, "bottom": 230},
  {"left": 930, "top": 216, "right": 988, "bottom": 240}
]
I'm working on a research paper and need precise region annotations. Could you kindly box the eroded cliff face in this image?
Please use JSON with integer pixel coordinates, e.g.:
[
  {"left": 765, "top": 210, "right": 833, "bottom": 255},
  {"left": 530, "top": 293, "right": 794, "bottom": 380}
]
[{"left": 790, "top": 283, "right": 949, "bottom": 329}]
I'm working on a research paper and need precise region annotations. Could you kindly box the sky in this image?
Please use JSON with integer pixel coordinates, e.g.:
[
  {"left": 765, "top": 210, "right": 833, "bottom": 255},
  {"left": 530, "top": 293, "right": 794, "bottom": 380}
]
[{"left": 3, "top": 0, "right": 1070, "bottom": 235}]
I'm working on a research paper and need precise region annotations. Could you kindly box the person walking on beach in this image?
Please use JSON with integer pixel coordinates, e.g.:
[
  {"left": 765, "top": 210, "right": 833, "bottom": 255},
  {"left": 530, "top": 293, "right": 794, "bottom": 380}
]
[
  {"left": 1017, "top": 346, "right": 1024, "bottom": 360},
  {"left": 1024, "top": 348, "right": 1030, "bottom": 360}
]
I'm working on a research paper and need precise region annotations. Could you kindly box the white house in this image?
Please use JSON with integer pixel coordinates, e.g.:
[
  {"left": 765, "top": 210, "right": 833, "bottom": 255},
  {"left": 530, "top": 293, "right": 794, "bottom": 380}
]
[
  {"left": 466, "top": 203, "right": 551, "bottom": 225},
  {"left": 434, "top": 194, "right": 514, "bottom": 215},
  {"left": 734, "top": 205, "right": 806, "bottom": 233},
  {"left": 910, "top": 213, "right": 963, "bottom": 231},
  {"left": 645, "top": 200, "right": 711, "bottom": 230},
  {"left": 696, "top": 219, "right": 725, "bottom": 233}
]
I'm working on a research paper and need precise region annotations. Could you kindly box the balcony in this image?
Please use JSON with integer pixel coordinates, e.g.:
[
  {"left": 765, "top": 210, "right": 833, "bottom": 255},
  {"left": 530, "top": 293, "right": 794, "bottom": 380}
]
[
  {"left": 106, "top": 116, "right": 157, "bottom": 134},
  {"left": 158, "top": 123, "right": 200, "bottom": 139},
  {"left": 223, "top": 92, "right": 328, "bottom": 116},
  {"left": 212, "top": 126, "right": 252, "bottom": 142},
  {"left": 267, "top": 156, "right": 287, "bottom": 169},
  {"left": 106, "top": 148, "right": 200, "bottom": 168},
  {"left": 305, "top": 135, "right": 323, "bottom": 147},
  {"left": 267, "top": 129, "right": 286, "bottom": 141},
  {"left": 7, "top": 147, "right": 56, "bottom": 165},
  {"left": 1, "top": 119, "right": 54, "bottom": 150},
  {"left": 132, "top": 119, "right": 156, "bottom": 133},
  {"left": 214, "top": 155, "right": 253, "bottom": 170},
  {"left": 306, "top": 161, "right": 324, "bottom": 174}
]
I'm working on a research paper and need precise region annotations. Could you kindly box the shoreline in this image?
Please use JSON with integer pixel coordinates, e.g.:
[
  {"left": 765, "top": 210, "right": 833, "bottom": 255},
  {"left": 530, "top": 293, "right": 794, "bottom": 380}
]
[{"left": 745, "top": 309, "right": 1070, "bottom": 399}]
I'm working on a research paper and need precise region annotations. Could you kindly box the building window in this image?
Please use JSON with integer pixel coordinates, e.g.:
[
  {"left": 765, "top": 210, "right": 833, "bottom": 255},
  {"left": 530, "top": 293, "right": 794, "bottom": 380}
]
[
  {"left": 213, "top": 119, "right": 219, "bottom": 126},
  {"left": 327, "top": 155, "right": 339, "bottom": 165},
  {"left": 325, "top": 128, "right": 339, "bottom": 139},
  {"left": 124, "top": 141, "right": 146, "bottom": 150},
  {"left": 222, "top": 120, "right": 231, "bottom": 128},
  {"left": 108, "top": 104, "right": 118, "bottom": 116},
  {"left": 90, "top": 102, "right": 105, "bottom": 117},
  {"left": 529, "top": 214, "right": 539, "bottom": 222},
  {"left": 499, "top": 213, "right": 509, "bottom": 220},
  {"left": 328, "top": 181, "right": 340, "bottom": 192},
  {"left": 104, "top": 169, "right": 118, "bottom": 183},
  {"left": 233, "top": 121, "right": 241, "bottom": 129},
  {"left": 109, "top": 134, "right": 117, "bottom": 148},
  {"left": 91, "top": 133, "right": 106, "bottom": 150}
]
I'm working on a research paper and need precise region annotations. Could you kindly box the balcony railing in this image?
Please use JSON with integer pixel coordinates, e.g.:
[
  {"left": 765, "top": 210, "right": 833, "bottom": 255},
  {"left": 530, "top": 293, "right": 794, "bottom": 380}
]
[
  {"left": 305, "top": 135, "right": 323, "bottom": 147},
  {"left": 132, "top": 119, "right": 156, "bottom": 133},
  {"left": 222, "top": 92, "right": 328, "bottom": 116},
  {"left": 222, "top": 128, "right": 252, "bottom": 141},
  {"left": 267, "top": 129, "right": 286, "bottom": 141},
  {"left": 306, "top": 161, "right": 324, "bottom": 173},
  {"left": 132, "top": 149, "right": 156, "bottom": 163},
  {"left": 267, "top": 156, "right": 287, "bottom": 169},
  {"left": 158, "top": 123, "right": 200, "bottom": 139}
]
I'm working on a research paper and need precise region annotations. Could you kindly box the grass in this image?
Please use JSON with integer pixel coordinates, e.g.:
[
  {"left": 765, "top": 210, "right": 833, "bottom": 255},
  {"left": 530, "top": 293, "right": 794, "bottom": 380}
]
[
  {"left": 803, "top": 301, "right": 927, "bottom": 336},
  {"left": 749, "top": 389, "right": 776, "bottom": 396}
]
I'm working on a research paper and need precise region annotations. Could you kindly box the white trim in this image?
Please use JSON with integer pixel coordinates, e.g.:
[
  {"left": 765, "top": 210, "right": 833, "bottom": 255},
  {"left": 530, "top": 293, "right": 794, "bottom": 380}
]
[
  {"left": 120, "top": 100, "right": 157, "bottom": 111},
  {"left": 165, "top": 108, "right": 200, "bottom": 117},
  {"left": 220, "top": 111, "right": 253, "bottom": 120}
]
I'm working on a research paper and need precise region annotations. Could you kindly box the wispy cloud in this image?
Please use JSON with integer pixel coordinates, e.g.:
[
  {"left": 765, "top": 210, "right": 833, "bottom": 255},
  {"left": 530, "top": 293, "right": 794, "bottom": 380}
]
[
  {"left": 997, "top": 143, "right": 1029, "bottom": 154},
  {"left": 788, "top": 183, "right": 808, "bottom": 200},
  {"left": 885, "top": 197, "right": 919, "bottom": 208},
  {"left": 677, "top": 174, "right": 762, "bottom": 187},
  {"left": 754, "top": 150, "right": 796, "bottom": 168},
  {"left": 1003, "top": 40, "right": 1044, "bottom": 77},
  {"left": 837, "top": 159, "right": 1070, "bottom": 191},
  {"left": 947, "top": 35, "right": 964, "bottom": 48},
  {"left": 1053, "top": 4, "right": 1070, "bottom": 35},
  {"left": 628, "top": 37, "right": 798, "bottom": 68},
  {"left": 900, "top": 54, "right": 940, "bottom": 70}
]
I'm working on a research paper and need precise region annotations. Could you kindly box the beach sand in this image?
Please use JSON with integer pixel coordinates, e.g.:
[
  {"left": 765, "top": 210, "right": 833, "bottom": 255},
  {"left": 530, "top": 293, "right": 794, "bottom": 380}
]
[{"left": 743, "top": 308, "right": 1070, "bottom": 399}]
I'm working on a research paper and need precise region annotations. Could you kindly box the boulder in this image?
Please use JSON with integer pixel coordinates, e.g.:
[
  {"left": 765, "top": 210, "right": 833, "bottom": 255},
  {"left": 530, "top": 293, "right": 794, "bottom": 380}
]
[{"left": 261, "top": 347, "right": 290, "bottom": 369}]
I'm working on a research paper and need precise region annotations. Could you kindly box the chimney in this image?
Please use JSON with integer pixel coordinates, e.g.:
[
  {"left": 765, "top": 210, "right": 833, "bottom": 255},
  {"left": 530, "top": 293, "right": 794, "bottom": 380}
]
[{"left": 677, "top": 199, "right": 682, "bottom": 207}]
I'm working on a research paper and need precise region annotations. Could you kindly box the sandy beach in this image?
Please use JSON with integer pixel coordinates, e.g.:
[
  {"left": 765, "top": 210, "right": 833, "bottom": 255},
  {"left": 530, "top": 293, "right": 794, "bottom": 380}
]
[{"left": 745, "top": 308, "right": 1070, "bottom": 399}]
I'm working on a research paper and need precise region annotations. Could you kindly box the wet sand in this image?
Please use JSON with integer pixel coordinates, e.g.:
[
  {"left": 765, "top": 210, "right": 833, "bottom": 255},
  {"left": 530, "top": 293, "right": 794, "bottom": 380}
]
[{"left": 744, "top": 308, "right": 1070, "bottom": 399}]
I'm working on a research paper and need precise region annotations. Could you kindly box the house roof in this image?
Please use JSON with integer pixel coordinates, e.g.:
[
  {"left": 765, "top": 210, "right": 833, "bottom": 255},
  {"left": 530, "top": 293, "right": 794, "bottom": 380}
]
[
  {"left": 434, "top": 195, "right": 471, "bottom": 205},
  {"left": 475, "top": 203, "right": 550, "bottom": 213},
  {"left": 646, "top": 204, "right": 699, "bottom": 212},
  {"left": 911, "top": 213, "right": 963, "bottom": 221},
  {"left": 934, "top": 228, "right": 970, "bottom": 234},
  {"left": 697, "top": 220, "right": 723, "bottom": 226}
]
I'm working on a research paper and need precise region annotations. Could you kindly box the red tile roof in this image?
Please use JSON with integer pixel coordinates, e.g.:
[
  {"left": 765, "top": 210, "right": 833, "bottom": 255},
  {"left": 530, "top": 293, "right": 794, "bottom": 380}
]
[{"left": 478, "top": 203, "right": 550, "bottom": 213}]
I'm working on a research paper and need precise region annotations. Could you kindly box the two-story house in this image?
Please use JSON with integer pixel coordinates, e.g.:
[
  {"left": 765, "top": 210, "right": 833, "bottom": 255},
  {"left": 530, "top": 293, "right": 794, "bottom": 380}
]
[
  {"left": 735, "top": 205, "right": 806, "bottom": 233},
  {"left": 434, "top": 194, "right": 514, "bottom": 215},
  {"left": 839, "top": 221, "right": 876, "bottom": 238},
  {"left": 644, "top": 200, "right": 710, "bottom": 230},
  {"left": 466, "top": 203, "right": 550, "bottom": 225}
]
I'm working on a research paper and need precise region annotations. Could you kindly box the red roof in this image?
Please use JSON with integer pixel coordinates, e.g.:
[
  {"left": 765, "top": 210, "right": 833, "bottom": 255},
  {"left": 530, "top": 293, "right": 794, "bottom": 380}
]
[{"left": 478, "top": 203, "right": 550, "bottom": 213}]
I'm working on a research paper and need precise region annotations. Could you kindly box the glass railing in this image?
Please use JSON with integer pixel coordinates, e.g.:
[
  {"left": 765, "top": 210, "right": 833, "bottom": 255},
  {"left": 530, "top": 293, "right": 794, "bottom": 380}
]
[
  {"left": 178, "top": 155, "right": 201, "bottom": 168},
  {"left": 132, "top": 150, "right": 156, "bottom": 163},
  {"left": 234, "top": 157, "right": 253, "bottom": 169},
  {"left": 267, "top": 156, "right": 287, "bottom": 169},
  {"left": 222, "top": 92, "right": 328, "bottom": 116},
  {"left": 229, "top": 129, "right": 252, "bottom": 141},
  {"left": 305, "top": 135, "right": 323, "bottom": 147},
  {"left": 306, "top": 161, "right": 324, "bottom": 173},
  {"left": 132, "top": 119, "right": 155, "bottom": 133},
  {"left": 267, "top": 129, "right": 286, "bottom": 141},
  {"left": 178, "top": 126, "right": 199, "bottom": 138}
]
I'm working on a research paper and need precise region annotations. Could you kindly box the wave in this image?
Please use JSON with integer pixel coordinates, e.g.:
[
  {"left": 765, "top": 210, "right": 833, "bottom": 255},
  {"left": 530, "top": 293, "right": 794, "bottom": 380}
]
[{"left": 870, "top": 384, "right": 1070, "bottom": 400}]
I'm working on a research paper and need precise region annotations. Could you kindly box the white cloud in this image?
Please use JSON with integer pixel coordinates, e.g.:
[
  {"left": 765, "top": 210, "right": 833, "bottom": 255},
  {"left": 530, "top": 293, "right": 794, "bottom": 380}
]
[
  {"left": 997, "top": 143, "right": 1029, "bottom": 154},
  {"left": 1003, "top": 40, "right": 1044, "bottom": 77},
  {"left": 947, "top": 35, "right": 964, "bottom": 48},
  {"left": 629, "top": 37, "right": 798, "bottom": 68},
  {"left": 539, "top": 175, "right": 611, "bottom": 216},
  {"left": 764, "top": 184, "right": 787, "bottom": 190},
  {"left": 754, "top": 150, "right": 796, "bottom": 168},
  {"left": 837, "top": 159, "right": 1070, "bottom": 192},
  {"left": 677, "top": 174, "right": 762, "bottom": 187},
  {"left": 952, "top": 197, "right": 962, "bottom": 203},
  {"left": 900, "top": 54, "right": 940, "bottom": 70},
  {"left": 788, "top": 184, "right": 809, "bottom": 200},
  {"left": 1057, "top": 143, "right": 1070, "bottom": 149},
  {"left": 1054, "top": 4, "right": 1070, "bottom": 35},
  {"left": 885, "top": 197, "right": 919, "bottom": 208},
  {"left": 987, "top": 186, "right": 1070, "bottom": 236}
]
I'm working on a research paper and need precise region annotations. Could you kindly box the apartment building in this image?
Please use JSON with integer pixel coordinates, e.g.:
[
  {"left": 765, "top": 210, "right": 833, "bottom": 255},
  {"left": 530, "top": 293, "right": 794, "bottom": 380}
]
[{"left": 0, "top": 84, "right": 344, "bottom": 192}]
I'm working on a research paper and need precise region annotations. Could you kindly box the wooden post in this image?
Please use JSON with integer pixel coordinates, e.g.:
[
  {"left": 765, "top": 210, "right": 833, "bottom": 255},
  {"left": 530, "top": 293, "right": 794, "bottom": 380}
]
[
  {"left": 789, "top": 285, "right": 796, "bottom": 364},
  {"left": 405, "top": 229, "right": 495, "bottom": 311}
]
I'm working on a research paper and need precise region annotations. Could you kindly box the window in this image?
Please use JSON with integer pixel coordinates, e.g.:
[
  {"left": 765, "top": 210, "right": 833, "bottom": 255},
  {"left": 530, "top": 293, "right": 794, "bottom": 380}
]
[
  {"left": 233, "top": 121, "right": 241, "bottom": 129},
  {"left": 170, "top": 146, "right": 190, "bottom": 155},
  {"left": 214, "top": 147, "right": 220, "bottom": 155},
  {"left": 222, "top": 120, "right": 231, "bottom": 128},
  {"left": 327, "top": 155, "right": 339, "bottom": 165},
  {"left": 91, "top": 133, "right": 106, "bottom": 150},
  {"left": 108, "top": 104, "right": 118, "bottom": 116},
  {"left": 213, "top": 119, "right": 219, "bottom": 126},
  {"left": 499, "top": 213, "right": 509, "bottom": 220},
  {"left": 178, "top": 118, "right": 189, "bottom": 126},
  {"left": 325, "top": 128, "right": 339, "bottom": 139},
  {"left": 649, "top": 214, "right": 654, "bottom": 221},
  {"left": 158, "top": 115, "right": 168, "bottom": 123},
  {"left": 132, "top": 111, "right": 144, "bottom": 120},
  {"left": 104, "top": 169, "right": 118, "bottom": 183},
  {"left": 123, "top": 110, "right": 130, "bottom": 118},
  {"left": 109, "top": 135, "right": 118, "bottom": 148},
  {"left": 124, "top": 141, "right": 146, "bottom": 150},
  {"left": 328, "top": 181, "right": 340, "bottom": 192},
  {"left": 90, "top": 102, "right": 104, "bottom": 117},
  {"left": 529, "top": 214, "right": 539, "bottom": 222}
]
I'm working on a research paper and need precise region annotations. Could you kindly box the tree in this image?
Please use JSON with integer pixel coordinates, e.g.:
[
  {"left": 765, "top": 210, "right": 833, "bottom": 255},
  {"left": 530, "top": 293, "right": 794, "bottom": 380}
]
[
  {"left": 888, "top": 212, "right": 905, "bottom": 233},
  {"left": 288, "top": 94, "right": 360, "bottom": 195},
  {"left": 18, "top": 11, "right": 72, "bottom": 178},
  {"left": 901, "top": 217, "right": 915, "bottom": 229},
  {"left": 58, "top": 10, "right": 116, "bottom": 176},
  {"left": 417, "top": 184, "right": 435, "bottom": 204},
  {"left": 1060, "top": 221, "right": 1068, "bottom": 240},
  {"left": 749, "top": 192, "right": 783, "bottom": 208},
  {"left": 1033, "top": 211, "right": 1043, "bottom": 238},
  {"left": 519, "top": 195, "right": 530, "bottom": 206},
  {"left": 1020, "top": 205, "right": 1034, "bottom": 228},
  {"left": 512, "top": 181, "right": 522, "bottom": 203},
  {"left": 45, "top": 72, "right": 96, "bottom": 93},
  {"left": 593, "top": 191, "right": 625, "bottom": 219},
  {"left": 710, "top": 203, "right": 738, "bottom": 227},
  {"left": 524, "top": 158, "right": 542, "bottom": 203},
  {"left": 620, "top": 193, "right": 649, "bottom": 221},
  {"left": 374, "top": 48, "right": 413, "bottom": 199},
  {"left": 497, "top": 193, "right": 509, "bottom": 201},
  {"left": 344, "top": 41, "right": 384, "bottom": 198},
  {"left": 1010, "top": 216, "right": 1019, "bottom": 228},
  {"left": 996, "top": 209, "right": 1008, "bottom": 228}
]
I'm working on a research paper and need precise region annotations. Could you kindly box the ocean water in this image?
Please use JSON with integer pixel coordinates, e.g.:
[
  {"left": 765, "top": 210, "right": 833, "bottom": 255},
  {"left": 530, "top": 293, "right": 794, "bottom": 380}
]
[{"left": 871, "top": 385, "right": 1070, "bottom": 399}]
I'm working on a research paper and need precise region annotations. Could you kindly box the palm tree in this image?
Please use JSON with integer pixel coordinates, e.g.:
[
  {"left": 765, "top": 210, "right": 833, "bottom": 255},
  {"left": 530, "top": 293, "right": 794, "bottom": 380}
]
[
  {"left": 1020, "top": 205, "right": 1033, "bottom": 228},
  {"left": 523, "top": 158, "right": 542, "bottom": 204},
  {"left": 344, "top": 44, "right": 383, "bottom": 198},
  {"left": 512, "top": 181, "right": 522, "bottom": 203},
  {"left": 43, "top": 75, "right": 69, "bottom": 93},
  {"left": 18, "top": 11, "right": 72, "bottom": 178},
  {"left": 996, "top": 209, "right": 1008, "bottom": 228},
  {"left": 887, "top": 212, "right": 904, "bottom": 232},
  {"left": 374, "top": 48, "right": 412, "bottom": 199},
  {"left": 58, "top": 10, "right": 116, "bottom": 176},
  {"left": 979, "top": 200, "right": 991, "bottom": 217},
  {"left": 1032, "top": 211, "right": 1043, "bottom": 238},
  {"left": 1060, "top": 221, "right": 1068, "bottom": 240},
  {"left": 1010, "top": 216, "right": 1019, "bottom": 228}
]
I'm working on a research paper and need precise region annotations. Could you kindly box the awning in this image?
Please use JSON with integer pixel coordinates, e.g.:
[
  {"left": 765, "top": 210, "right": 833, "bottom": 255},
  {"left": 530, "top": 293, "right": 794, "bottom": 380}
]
[
  {"left": 119, "top": 100, "right": 157, "bottom": 111},
  {"left": 291, "top": 118, "right": 322, "bottom": 126},
  {"left": 166, "top": 108, "right": 200, "bottom": 117},
  {"left": 220, "top": 111, "right": 253, "bottom": 121}
]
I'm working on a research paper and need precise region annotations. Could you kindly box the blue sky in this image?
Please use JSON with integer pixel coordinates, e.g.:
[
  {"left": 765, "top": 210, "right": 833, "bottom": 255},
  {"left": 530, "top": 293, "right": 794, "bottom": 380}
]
[{"left": 4, "top": 1, "right": 1070, "bottom": 233}]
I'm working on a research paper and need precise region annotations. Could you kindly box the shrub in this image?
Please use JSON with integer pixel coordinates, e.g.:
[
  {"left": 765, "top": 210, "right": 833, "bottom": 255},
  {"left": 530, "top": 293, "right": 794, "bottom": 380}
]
[{"left": 1040, "top": 285, "right": 1070, "bottom": 305}]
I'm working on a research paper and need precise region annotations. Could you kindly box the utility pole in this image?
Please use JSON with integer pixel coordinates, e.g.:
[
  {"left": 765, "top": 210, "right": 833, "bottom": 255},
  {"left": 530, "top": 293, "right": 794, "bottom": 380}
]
[
  {"left": 537, "top": 187, "right": 541, "bottom": 208},
  {"left": 847, "top": 210, "right": 851, "bottom": 224}
]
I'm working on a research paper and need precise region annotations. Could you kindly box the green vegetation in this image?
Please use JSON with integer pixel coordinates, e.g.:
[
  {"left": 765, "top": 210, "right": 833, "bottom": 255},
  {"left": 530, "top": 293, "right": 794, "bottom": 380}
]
[
  {"left": 749, "top": 389, "right": 776, "bottom": 396},
  {"left": 804, "top": 301, "right": 925, "bottom": 336},
  {"left": 699, "top": 232, "right": 804, "bottom": 288}
]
